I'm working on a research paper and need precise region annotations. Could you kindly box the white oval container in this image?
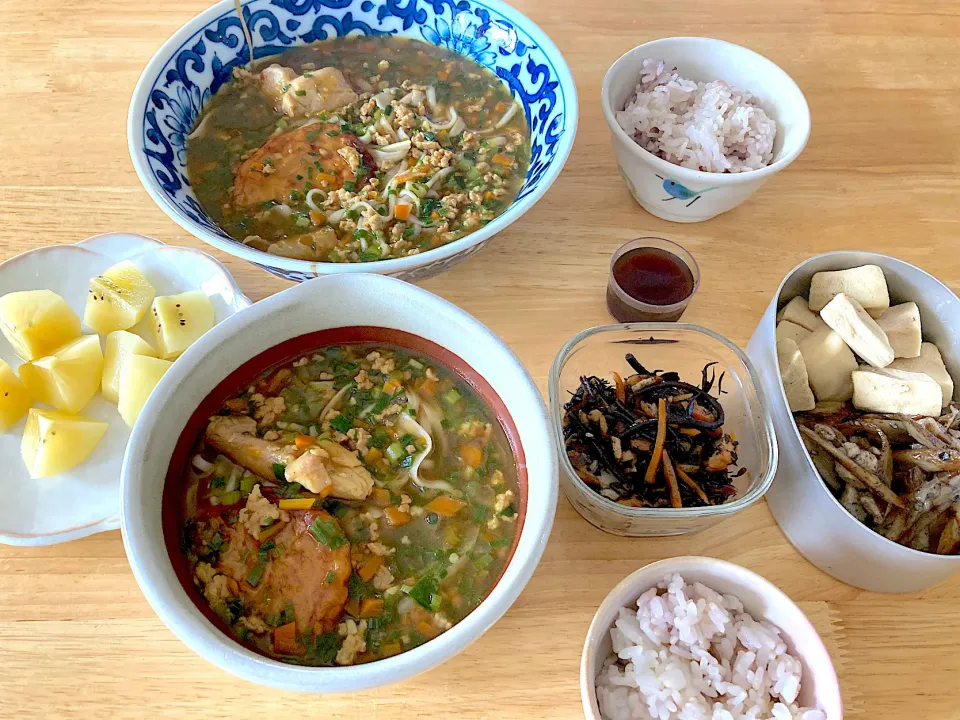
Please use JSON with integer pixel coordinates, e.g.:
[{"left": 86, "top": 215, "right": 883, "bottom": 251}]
[
  {"left": 580, "top": 557, "right": 842, "bottom": 720},
  {"left": 746, "top": 252, "right": 960, "bottom": 592},
  {"left": 601, "top": 37, "right": 811, "bottom": 223}
]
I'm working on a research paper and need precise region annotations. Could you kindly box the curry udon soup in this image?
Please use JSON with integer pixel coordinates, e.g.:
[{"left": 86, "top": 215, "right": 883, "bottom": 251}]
[
  {"left": 186, "top": 36, "right": 531, "bottom": 264},
  {"left": 175, "top": 343, "right": 521, "bottom": 665}
]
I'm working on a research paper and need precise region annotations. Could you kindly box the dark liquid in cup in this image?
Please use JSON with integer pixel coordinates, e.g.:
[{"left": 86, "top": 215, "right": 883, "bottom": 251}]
[{"left": 607, "top": 247, "right": 695, "bottom": 322}]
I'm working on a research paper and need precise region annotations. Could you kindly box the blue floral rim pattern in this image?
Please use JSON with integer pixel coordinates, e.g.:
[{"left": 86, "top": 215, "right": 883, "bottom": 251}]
[{"left": 136, "top": 0, "right": 573, "bottom": 275}]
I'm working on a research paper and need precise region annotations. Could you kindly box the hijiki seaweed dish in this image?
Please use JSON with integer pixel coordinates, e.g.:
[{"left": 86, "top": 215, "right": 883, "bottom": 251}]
[{"left": 562, "top": 354, "right": 742, "bottom": 509}]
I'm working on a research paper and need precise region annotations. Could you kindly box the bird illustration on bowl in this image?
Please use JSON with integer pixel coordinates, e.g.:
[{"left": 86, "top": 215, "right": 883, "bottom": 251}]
[{"left": 656, "top": 175, "right": 717, "bottom": 207}]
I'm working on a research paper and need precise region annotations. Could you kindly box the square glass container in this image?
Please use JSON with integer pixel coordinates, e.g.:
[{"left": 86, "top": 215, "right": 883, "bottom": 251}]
[{"left": 549, "top": 323, "right": 778, "bottom": 536}]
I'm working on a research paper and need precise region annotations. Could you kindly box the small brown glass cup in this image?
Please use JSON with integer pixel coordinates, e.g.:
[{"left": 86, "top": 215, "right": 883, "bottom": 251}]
[{"left": 605, "top": 237, "right": 700, "bottom": 322}]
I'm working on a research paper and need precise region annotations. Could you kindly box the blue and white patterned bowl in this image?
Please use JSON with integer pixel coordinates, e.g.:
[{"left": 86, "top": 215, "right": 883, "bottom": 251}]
[{"left": 128, "top": 0, "right": 577, "bottom": 283}]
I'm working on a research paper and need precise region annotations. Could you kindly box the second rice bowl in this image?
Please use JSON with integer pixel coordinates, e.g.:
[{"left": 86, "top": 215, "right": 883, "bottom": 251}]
[{"left": 581, "top": 557, "right": 842, "bottom": 720}]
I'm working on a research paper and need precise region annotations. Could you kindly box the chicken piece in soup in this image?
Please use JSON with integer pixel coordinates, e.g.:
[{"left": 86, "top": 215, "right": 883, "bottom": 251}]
[{"left": 178, "top": 344, "right": 520, "bottom": 665}]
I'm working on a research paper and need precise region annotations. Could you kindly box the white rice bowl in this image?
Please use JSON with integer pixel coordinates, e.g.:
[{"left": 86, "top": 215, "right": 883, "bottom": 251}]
[
  {"left": 595, "top": 574, "right": 825, "bottom": 720},
  {"left": 616, "top": 59, "right": 777, "bottom": 173}
]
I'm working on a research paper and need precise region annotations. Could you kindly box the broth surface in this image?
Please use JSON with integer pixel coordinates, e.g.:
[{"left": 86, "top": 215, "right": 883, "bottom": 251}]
[
  {"left": 186, "top": 37, "right": 530, "bottom": 263},
  {"left": 178, "top": 344, "right": 519, "bottom": 665}
]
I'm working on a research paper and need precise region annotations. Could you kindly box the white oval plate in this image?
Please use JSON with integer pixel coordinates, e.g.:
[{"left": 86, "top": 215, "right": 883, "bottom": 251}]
[{"left": 0, "top": 233, "right": 251, "bottom": 546}]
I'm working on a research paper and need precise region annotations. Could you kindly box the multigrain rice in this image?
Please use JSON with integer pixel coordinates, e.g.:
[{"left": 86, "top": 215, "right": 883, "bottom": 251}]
[
  {"left": 616, "top": 60, "right": 777, "bottom": 173},
  {"left": 595, "top": 574, "right": 826, "bottom": 720}
]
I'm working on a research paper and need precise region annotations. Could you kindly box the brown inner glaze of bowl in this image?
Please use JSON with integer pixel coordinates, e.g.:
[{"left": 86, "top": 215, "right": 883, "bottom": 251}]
[{"left": 161, "top": 326, "right": 529, "bottom": 664}]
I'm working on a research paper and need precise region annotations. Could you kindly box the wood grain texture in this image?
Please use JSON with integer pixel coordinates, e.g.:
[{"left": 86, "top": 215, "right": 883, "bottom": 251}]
[{"left": 1, "top": 0, "right": 959, "bottom": 717}]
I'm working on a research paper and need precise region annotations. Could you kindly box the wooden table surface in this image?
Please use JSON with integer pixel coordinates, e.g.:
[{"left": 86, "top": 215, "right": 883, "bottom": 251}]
[{"left": 2, "top": 0, "right": 959, "bottom": 717}]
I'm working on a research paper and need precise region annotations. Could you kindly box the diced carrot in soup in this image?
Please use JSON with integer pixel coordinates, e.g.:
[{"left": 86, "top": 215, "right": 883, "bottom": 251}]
[
  {"left": 459, "top": 444, "right": 483, "bottom": 469},
  {"left": 359, "top": 598, "right": 384, "bottom": 618},
  {"left": 279, "top": 497, "right": 316, "bottom": 510},
  {"left": 383, "top": 378, "right": 402, "bottom": 394},
  {"left": 384, "top": 506, "right": 412, "bottom": 526},
  {"left": 358, "top": 555, "right": 383, "bottom": 582},
  {"left": 425, "top": 496, "right": 467, "bottom": 517},
  {"left": 273, "top": 622, "right": 301, "bottom": 655}
]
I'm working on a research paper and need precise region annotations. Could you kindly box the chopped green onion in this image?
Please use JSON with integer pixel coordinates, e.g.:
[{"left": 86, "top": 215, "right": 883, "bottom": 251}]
[
  {"left": 408, "top": 575, "right": 440, "bottom": 611},
  {"left": 281, "top": 600, "right": 296, "bottom": 625},
  {"left": 272, "top": 463, "right": 287, "bottom": 482},
  {"left": 473, "top": 553, "right": 494, "bottom": 570},
  {"left": 490, "top": 537, "right": 512, "bottom": 548},
  {"left": 210, "top": 475, "right": 226, "bottom": 489},
  {"left": 385, "top": 441, "right": 406, "bottom": 464},
  {"left": 366, "top": 615, "right": 384, "bottom": 631},
  {"left": 326, "top": 571, "right": 336, "bottom": 584},
  {"left": 220, "top": 490, "right": 241, "bottom": 506},
  {"left": 279, "top": 482, "right": 303, "bottom": 499},
  {"left": 348, "top": 573, "right": 375, "bottom": 601},
  {"left": 294, "top": 89, "right": 306, "bottom": 96},
  {"left": 246, "top": 564, "right": 265, "bottom": 587},
  {"left": 240, "top": 473, "right": 256, "bottom": 497},
  {"left": 442, "top": 388, "right": 462, "bottom": 406},
  {"left": 368, "top": 428, "right": 390, "bottom": 449},
  {"left": 309, "top": 518, "right": 347, "bottom": 549},
  {"left": 343, "top": 181, "right": 356, "bottom": 192},
  {"left": 330, "top": 414, "right": 353, "bottom": 433},
  {"left": 307, "top": 631, "right": 341, "bottom": 665},
  {"left": 207, "top": 532, "right": 223, "bottom": 553},
  {"left": 472, "top": 504, "right": 490, "bottom": 523}
]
